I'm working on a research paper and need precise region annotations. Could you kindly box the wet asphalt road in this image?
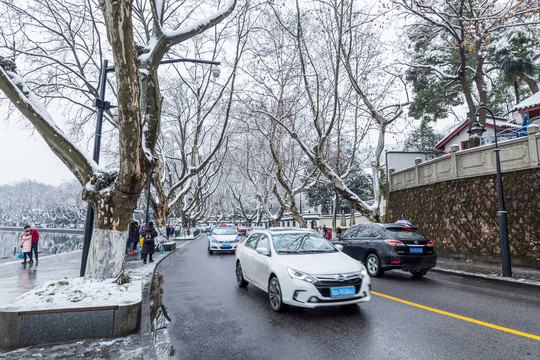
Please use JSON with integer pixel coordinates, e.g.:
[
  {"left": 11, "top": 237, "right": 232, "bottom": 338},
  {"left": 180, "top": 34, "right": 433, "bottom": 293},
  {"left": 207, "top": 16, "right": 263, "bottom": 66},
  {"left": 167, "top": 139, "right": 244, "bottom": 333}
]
[{"left": 158, "top": 236, "right": 540, "bottom": 360}]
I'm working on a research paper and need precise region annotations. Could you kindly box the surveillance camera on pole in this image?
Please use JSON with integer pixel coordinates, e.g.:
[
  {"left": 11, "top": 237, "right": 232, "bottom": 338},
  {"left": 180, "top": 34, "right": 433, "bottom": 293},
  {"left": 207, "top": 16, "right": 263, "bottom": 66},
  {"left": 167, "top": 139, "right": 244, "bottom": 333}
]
[{"left": 212, "top": 67, "right": 220, "bottom": 78}]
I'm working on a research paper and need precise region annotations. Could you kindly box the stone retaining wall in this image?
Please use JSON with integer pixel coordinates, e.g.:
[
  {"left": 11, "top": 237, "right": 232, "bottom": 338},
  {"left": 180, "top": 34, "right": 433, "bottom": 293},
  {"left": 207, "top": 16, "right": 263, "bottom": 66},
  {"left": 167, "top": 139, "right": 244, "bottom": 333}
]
[{"left": 387, "top": 167, "right": 540, "bottom": 267}]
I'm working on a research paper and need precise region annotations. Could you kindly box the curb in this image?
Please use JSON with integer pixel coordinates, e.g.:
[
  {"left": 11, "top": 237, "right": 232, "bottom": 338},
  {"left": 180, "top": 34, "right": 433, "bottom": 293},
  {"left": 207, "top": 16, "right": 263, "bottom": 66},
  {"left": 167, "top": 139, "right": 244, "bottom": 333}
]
[{"left": 431, "top": 267, "right": 540, "bottom": 289}]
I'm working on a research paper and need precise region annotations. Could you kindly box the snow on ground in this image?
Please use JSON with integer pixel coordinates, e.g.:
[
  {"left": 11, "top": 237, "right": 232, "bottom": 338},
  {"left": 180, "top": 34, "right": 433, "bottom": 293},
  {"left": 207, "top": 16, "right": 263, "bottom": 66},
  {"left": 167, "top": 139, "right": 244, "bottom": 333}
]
[{"left": 0, "top": 276, "right": 142, "bottom": 312}]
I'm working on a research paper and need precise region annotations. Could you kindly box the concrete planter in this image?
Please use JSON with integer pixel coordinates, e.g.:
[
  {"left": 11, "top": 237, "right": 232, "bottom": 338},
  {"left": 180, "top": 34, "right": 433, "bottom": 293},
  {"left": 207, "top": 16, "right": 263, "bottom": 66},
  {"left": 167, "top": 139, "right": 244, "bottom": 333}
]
[{"left": 163, "top": 242, "right": 176, "bottom": 251}]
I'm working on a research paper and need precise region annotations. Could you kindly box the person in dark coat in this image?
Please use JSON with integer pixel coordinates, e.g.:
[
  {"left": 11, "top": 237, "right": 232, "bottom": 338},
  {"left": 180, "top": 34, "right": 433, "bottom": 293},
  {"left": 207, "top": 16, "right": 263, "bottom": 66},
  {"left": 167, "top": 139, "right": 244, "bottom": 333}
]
[
  {"left": 140, "top": 221, "right": 157, "bottom": 264},
  {"left": 127, "top": 220, "right": 140, "bottom": 254}
]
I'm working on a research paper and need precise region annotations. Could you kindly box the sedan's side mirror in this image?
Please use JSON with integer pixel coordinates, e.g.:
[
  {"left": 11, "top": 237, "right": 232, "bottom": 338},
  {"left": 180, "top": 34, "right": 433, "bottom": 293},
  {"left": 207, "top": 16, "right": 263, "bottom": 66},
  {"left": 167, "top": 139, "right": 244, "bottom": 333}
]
[
  {"left": 256, "top": 247, "right": 270, "bottom": 256},
  {"left": 335, "top": 244, "right": 344, "bottom": 251}
]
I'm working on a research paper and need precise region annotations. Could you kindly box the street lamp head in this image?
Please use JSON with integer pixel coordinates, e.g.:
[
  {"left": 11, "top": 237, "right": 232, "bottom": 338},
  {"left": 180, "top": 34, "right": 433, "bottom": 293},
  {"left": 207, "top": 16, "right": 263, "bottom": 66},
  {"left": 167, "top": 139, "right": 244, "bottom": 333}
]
[
  {"left": 212, "top": 67, "right": 220, "bottom": 78},
  {"left": 467, "top": 119, "right": 486, "bottom": 136}
]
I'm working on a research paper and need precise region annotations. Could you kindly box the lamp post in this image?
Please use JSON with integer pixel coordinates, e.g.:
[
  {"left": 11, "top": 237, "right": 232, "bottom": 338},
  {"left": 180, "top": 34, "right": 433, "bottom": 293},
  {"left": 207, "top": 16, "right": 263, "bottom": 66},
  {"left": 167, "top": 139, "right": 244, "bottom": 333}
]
[
  {"left": 80, "top": 58, "right": 220, "bottom": 277},
  {"left": 80, "top": 59, "right": 115, "bottom": 277},
  {"left": 472, "top": 105, "right": 512, "bottom": 277}
]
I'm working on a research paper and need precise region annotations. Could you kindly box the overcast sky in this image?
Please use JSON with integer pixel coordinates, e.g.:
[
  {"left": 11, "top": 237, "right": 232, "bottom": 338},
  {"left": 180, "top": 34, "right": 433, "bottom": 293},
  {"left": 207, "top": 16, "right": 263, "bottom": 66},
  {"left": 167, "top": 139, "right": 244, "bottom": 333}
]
[{"left": 0, "top": 125, "right": 76, "bottom": 186}]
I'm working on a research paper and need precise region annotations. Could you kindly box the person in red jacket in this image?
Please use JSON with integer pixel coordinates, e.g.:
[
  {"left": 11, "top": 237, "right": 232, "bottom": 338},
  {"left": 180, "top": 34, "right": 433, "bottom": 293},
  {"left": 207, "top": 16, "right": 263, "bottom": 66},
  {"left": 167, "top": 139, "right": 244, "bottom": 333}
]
[{"left": 24, "top": 225, "right": 39, "bottom": 262}]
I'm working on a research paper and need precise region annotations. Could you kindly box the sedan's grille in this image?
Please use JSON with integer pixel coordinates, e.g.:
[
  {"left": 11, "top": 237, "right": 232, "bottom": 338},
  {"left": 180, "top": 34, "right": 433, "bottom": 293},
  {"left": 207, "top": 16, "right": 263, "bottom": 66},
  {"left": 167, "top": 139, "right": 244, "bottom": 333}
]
[{"left": 312, "top": 273, "right": 362, "bottom": 298}]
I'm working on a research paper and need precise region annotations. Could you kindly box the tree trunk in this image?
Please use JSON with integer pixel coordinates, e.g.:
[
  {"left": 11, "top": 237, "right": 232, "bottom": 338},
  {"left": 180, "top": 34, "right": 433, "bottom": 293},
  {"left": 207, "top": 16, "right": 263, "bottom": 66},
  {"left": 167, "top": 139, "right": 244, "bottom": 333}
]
[
  {"left": 522, "top": 74, "right": 538, "bottom": 95},
  {"left": 85, "top": 228, "right": 127, "bottom": 280},
  {"left": 290, "top": 205, "right": 306, "bottom": 228}
]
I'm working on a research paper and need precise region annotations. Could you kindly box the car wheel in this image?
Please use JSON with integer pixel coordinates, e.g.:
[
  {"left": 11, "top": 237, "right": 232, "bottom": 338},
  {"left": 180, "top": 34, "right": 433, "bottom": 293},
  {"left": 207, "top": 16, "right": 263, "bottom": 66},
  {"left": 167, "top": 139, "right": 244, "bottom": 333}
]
[
  {"left": 268, "top": 277, "right": 286, "bottom": 312},
  {"left": 366, "top": 254, "right": 384, "bottom": 277},
  {"left": 207, "top": 245, "right": 213, "bottom": 255},
  {"left": 236, "top": 262, "right": 248, "bottom": 288},
  {"left": 411, "top": 268, "right": 428, "bottom": 278}
]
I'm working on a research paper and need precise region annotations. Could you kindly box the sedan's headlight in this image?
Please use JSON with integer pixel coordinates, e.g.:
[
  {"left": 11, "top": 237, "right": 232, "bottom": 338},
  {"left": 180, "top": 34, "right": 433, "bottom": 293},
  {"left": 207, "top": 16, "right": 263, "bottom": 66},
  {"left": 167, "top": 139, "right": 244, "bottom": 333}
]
[
  {"left": 210, "top": 237, "right": 219, "bottom": 243},
  {"left": 234, "top": 236, "right": 240, "bottom": 243},
  {"left": 359, "top": 264, "right": 368, "bottom": 278},
  {"left": 287, "top": 268, "right": 317, "bottom": 283}
]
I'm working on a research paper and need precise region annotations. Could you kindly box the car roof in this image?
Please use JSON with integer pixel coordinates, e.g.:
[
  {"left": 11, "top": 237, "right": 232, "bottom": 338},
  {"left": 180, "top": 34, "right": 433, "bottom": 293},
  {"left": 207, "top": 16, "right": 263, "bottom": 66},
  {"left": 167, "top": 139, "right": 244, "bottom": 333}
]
[{"left": 250, "top": 227, "right": 318, "bottom": 235}]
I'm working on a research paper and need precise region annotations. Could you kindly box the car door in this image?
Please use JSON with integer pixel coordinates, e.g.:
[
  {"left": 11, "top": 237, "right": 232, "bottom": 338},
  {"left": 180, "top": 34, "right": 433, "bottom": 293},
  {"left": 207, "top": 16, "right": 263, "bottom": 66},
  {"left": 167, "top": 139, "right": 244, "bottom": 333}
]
[
  {"left": 251, "top": 234, "right": 272, "bottom": 289},
  {"left": 337, "top": 228, "right": 359, "bottom": 258},
  {"left": 241, "top": 234, "right": 260, "bottom": 282},
  {"left": 354, "top": 227, "right": 382, "bottom": 262}
]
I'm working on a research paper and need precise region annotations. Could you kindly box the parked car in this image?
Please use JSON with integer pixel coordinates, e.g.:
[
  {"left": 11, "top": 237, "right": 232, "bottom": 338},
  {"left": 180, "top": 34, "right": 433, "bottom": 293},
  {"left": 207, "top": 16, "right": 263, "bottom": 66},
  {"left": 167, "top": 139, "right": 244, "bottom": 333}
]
[
  {"left": 237, "top": 226, "right": 248, "bottom": 236},
  {"left": 333, "top": 222, "right": 437, "bottom": 278},
  {"left": 235, "top": 228, "right": 371, "bottom": 312},
  {"left": 207, "top": 226, "right": 241, "bottom": 254}
]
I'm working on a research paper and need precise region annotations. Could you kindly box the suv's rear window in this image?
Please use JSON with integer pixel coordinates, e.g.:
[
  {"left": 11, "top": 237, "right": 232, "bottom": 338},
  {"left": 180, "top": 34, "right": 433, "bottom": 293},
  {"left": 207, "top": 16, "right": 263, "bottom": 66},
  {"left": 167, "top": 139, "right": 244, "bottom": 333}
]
[{"left": 386, "top": 228, "right": 427, "bottom": 240}]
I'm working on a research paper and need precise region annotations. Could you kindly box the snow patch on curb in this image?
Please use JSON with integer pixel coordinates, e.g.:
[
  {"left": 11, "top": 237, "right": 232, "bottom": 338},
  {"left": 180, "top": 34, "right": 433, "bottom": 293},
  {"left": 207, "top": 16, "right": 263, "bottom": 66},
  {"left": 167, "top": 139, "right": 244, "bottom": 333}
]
[
  {"left": 433, "top": 268, "right": 540, "bottom": 287},
  {"left": 0, "top": 276, "right": 142, "bottom": 312}
]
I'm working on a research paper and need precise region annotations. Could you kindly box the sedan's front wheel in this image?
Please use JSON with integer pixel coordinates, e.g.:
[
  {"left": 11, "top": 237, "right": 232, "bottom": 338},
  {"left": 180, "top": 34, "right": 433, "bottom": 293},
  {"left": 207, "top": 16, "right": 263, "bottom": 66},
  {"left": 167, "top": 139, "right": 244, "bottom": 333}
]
[
  {"left": 366, "top": 254, "right": 384, "bottom": 277},
  {"left": 236, "top": 262, "right": 248, "bottom": 288},
  {"left": 268, "top": 277, "right": 286, "bottom": 312}
]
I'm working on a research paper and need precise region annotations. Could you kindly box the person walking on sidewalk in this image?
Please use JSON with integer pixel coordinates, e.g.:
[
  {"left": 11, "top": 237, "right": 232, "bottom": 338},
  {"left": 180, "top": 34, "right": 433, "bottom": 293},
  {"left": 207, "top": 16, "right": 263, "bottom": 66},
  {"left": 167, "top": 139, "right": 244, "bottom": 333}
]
[
  {"left": 20, "top": 227, "right": 33, "bottom": 264},
  {"left": 140, "top": 221, "right": 157, "bottom": 264},
  {"left": 127, "top": 220, "right": 140, "bottom": 254},
  {"left": 24, "top": 224, "right": 39, "bottom": 262}
]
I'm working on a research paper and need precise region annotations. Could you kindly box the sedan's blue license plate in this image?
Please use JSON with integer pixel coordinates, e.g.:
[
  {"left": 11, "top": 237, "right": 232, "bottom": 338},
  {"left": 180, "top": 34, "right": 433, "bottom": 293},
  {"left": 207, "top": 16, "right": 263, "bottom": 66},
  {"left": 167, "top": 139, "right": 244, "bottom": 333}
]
[
  {"left": 221, "top": 244, "right": 231, "bottom": 248},
  {"left": 330, "top": 286, "right": 355, "bottom": 297},
  {"left": 409, "top": 247, "right": 423, "bottom": 253}
]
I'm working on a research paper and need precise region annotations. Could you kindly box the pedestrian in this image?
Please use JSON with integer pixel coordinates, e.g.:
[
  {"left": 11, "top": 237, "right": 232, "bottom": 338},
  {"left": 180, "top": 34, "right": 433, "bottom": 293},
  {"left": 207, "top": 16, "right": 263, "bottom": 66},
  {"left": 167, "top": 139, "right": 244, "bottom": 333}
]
[
  {"left": 140, "top": 221, "right": 157, "bottom": 264},
  {"left": 25, "top": 224, "right": 39, "bottom": 262},
  {"left": 127, "top": 220, "right": 140, "bottom": 254},
  {"left": 20, "top": 227, "right": 33, "bottom": 264},
  {"left": 166, "top": 224, "right": 171, "bottom": 240},
  {"left": 327, "top": 228, "right": 332, "bottom": 240},
  {"left": 336, "top": 227, "right": 342, "bottom": 239},
  {"left": 322, "top": 225, "right": 328, "bottom": 239}
]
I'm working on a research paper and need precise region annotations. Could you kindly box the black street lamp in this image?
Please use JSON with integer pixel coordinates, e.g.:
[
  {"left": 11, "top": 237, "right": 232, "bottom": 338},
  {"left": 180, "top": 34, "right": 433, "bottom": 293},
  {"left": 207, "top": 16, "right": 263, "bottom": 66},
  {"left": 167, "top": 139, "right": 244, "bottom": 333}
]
[
  {"left": 80, "top": 59, "right": 114, "bottom": 277},
  {"left": 80, "top": 58, "right": 220, "bottom": 277},
  {"left": 472, "top": 105, "right": 512, "bottom": 277}
]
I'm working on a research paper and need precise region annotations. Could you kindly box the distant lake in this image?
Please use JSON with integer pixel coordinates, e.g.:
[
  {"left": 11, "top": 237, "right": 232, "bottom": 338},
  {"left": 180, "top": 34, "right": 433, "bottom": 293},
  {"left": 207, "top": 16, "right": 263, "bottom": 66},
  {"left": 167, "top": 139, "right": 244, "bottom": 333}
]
[{"left": 0, "top": 228, "right": 84, "bottom": 263}]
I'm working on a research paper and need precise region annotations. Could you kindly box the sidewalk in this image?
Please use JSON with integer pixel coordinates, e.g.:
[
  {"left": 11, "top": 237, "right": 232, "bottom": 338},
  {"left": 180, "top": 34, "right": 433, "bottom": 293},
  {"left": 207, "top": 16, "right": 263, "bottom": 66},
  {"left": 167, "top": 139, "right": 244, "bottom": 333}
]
[{"left": 433, "top": 256, "right": 540, "bottom": 286}]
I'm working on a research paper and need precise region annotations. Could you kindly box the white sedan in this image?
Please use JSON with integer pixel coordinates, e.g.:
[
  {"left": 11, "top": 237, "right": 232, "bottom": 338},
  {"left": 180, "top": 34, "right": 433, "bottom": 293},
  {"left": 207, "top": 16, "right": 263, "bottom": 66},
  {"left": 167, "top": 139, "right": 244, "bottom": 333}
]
[
  {"left": 207, "top": 226, "right": 240, "bottom": 254},
  {"left": 235, "top": 228, "right": 371, "bottom": 311}
]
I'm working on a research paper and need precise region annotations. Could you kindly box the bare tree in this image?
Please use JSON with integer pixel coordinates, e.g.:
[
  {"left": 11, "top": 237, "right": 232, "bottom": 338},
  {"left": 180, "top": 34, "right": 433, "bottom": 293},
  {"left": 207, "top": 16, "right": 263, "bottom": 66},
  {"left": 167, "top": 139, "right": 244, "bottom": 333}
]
[
  {"left": 148, "top": 2, "right": 250, "bottom": 232},
  {"left": 0, "top": 0, "right": 236, "bottom": 279}
]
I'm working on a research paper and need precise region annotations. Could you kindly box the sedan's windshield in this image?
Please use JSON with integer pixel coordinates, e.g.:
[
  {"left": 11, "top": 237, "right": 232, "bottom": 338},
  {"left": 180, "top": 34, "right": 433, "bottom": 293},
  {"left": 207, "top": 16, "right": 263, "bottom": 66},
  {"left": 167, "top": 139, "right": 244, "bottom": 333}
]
[
  {"left": 272, "top": 233, "right": 337, "bottom": 254},
  {"left": 212, "top": 228, "right": 237, "bottom": 235}
]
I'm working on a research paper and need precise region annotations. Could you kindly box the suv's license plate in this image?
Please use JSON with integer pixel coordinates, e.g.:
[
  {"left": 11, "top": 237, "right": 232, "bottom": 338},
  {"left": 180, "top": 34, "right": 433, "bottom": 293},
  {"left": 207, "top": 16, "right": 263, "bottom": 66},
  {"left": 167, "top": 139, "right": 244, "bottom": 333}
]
[
  {"left": 409, "top": 247, "right": 423, "bottom": 253},
  {"left": 330, "top": 286, "right": 355, "bottom": 297}
]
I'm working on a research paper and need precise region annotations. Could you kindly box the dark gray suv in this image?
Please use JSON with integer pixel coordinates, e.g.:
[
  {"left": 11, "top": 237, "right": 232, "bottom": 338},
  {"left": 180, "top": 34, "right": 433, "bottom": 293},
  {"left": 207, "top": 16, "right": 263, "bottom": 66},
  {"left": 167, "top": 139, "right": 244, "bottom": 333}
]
[{"left": 333, "top": 223, "right": 437, "bottom": 278}]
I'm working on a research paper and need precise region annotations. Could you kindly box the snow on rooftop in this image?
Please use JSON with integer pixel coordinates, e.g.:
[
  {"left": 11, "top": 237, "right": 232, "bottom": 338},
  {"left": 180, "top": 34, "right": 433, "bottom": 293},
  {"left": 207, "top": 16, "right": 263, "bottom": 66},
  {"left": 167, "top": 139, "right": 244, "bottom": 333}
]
[{"left": 515, "top": 92, "right": 540, "bottom": 111}]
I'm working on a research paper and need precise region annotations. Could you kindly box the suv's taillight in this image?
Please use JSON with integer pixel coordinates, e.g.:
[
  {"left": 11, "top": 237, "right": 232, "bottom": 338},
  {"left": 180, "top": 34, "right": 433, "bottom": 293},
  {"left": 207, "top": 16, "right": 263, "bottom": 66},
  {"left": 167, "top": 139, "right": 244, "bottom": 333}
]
[
  {"left": 426, "top": 240, "right": 434, "bottom": 247},
  {"left": 385, "top": 239, "right": 405, "bottom": 246}
]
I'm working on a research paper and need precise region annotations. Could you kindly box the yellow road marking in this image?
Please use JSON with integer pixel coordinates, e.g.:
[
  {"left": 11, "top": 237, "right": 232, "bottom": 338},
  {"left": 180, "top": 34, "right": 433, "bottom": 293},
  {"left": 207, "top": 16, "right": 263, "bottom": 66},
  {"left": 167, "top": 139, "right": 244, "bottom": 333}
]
[{"left": 372, "top": 291, "right": 540, "bottom": 341}]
